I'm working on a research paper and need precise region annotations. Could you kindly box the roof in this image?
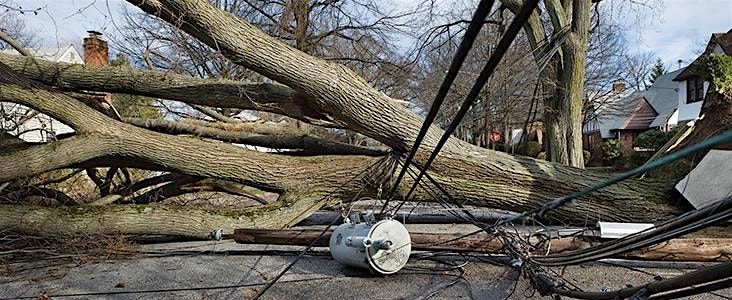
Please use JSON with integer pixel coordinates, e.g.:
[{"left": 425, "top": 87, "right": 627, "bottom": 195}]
[
  {"left": 676, "top": 150, "right": 732, "bottom": 209},
  {"left": 586, "top": 90, "right": 644, "bottom": 138},
  {"left": 674, "top": 28, "right": 732, "bottom": 81},
  {"left": 0, "top": 44, "right": 83, "bottom": 64},
  {"left": 619, "top": 97, "right": 657, "bottom": 130},
  {"left": 646, "top": 68, "right": 684, "bottom": 127}
]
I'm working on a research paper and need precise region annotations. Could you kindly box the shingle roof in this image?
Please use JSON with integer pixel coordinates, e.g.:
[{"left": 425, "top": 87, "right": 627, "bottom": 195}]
[
  {"left": 646, "top": 68, "right": 684, "bottom": 127},
  {"left": 0, "top": 44, "right": 82, "bottom": 64},
  {"left": 619, "top": 98, "right": 657, "bottom": 130},
  {"left": 588, "top": 90, "right": 644, "bottom": 138},
  {"left": 674, "top": 28, "right": 732, "bottom": 81}
]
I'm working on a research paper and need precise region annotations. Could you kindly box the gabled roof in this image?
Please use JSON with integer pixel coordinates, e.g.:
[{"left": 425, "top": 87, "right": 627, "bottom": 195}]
[
  {"left": 646, "top": 68, "right": 684, "bottom": 127},
  {"left": 587, "top": 90, "right": 645, "bottom": 138},
  {"left": 674, "top": 28, "right": 732, "bottom": 81},
  {"left": 619, "top": 97, "right": 657, "bottom": 130},
  {"left": 0, "top": 44, "right": 83, "bottom": 64}
]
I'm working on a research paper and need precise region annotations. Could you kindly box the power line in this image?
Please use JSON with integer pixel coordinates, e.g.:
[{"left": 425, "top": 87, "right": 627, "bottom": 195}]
[
  {"left": 380, "top": 0, "right": 497, "bottom": 214},
  {"left": 431, "top": 128, "right": 732, "bottom": 246},
  {"left": 386, "top": 0, "right": 542, "bottom": 216},
  {"left": 251, "top": 155, "right": 391, "bottom": 299}
]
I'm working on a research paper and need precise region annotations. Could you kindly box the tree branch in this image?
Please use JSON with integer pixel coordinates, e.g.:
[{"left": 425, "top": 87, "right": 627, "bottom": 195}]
[
  {"left": 0, "top": 53, "right": 345, "bottom": 128},
  {"left": 0, "top": 30, "right": 32, "bottom": 57},
  {"left": 123, "top": 117, "right": 386, "bottom": 156}
]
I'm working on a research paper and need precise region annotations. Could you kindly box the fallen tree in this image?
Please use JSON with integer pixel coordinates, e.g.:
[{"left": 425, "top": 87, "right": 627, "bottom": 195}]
[{"left": 0, "top": 0, "right": 692, "bottom": 238}]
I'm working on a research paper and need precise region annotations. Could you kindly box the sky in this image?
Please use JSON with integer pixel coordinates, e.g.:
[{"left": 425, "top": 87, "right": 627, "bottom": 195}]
[{"left": 11, "top": 0, "right": 732, "bottom": 71}]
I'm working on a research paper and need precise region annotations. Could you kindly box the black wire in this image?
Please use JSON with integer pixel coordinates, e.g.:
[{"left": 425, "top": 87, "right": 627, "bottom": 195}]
[
  {"left": 1, "top": 277, "right": 334, "bottom": 300},
  {"left": 380, "top": 0, "right": 497, "bottom": 215},
  {"left": 251, "top": 216, "right": 340, "bottom": 299},
  {"left": 648, "top": 278, "right": 732, "bottom": 300},
  {"left": 251, "top": 156, "right": 390, "bottom": 299},
  {"left": 428, "top": 128, "right": 732, "bottom": 247},
  {"left": 388, "top": 0, "right": 541, "bottom": 216}
]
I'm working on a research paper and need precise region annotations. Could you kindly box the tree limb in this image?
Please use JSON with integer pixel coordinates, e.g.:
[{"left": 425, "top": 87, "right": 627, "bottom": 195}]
[
  {"left": 123, "top": 117, "right": 386, "bottom": 156},
  {"left": 1, "top": 187, "right": 79, "bottom": 206},
  {"left": 0, "top": 53, "right": 345, "bottom": 128},
  {"left": 0, "top": 30, "right": 32, "bottom": 57},
  {"left": 191, "top": 105, "right": 241, "bottom": 123}
]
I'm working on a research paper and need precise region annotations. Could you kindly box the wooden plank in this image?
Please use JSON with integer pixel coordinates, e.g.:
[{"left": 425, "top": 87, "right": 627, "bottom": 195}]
[
  {"left": 295, "top": 211, "right": 521, "bottom": 226},
  {"left": 233, "top": 228, "right": 732, "bottom": 262}
]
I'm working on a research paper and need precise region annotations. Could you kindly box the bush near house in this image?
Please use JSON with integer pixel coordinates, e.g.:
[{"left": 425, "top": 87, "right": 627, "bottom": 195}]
[
  {"left": 634, "top": 127, "right": 681, "bottom": 151},
  {"left": 601, "top": 139, "right": 622, "bottom": 163},
  {"left": 704, "top": 53, "right": 732, "bottom": 94}
]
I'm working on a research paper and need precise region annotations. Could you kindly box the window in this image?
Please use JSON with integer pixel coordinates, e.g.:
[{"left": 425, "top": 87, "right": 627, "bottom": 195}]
[{"left": 686, "top": 78, "right": 705, "bottom": 103}]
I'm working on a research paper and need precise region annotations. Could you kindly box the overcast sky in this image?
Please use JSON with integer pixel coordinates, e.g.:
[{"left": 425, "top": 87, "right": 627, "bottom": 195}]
[{"left": 14, "top": 0, "right": 732, "bottom": 71}]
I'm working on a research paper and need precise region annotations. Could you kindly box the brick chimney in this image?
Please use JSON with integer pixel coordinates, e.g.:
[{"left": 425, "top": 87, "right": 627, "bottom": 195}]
[
  {"left": 83, "top": 30, "right": 114, "bottom": 109},
  {"left": 612, "top": 80, "right": 625, "bottom": 93},
  {"left": 83, "top": 30, "right": 109, "bottom": 66}
]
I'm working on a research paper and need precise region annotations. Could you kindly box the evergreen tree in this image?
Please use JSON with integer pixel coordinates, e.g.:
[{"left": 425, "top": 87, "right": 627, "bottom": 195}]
[
  {"left": 110, "top": 54, "right": 162, "bottom": 119},
  {"left": 648, "top": 58, "right": 666, "bottom": 85}
]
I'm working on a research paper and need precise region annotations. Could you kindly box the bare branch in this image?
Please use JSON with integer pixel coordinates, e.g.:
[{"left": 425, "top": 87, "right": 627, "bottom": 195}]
[{"left": 123, "top": 117, "right": 385, "bottom": 156}]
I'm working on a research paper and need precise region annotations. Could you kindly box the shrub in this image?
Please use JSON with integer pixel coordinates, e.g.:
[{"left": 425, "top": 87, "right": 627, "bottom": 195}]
[
  {"left": 622, "top": 151, "right": 652, "bottom": 169},
  {"left": 704, "top": 53, "right": 732, "bottom": 94},
  {"left": 516, "top": 142, "right": 543, "bottom": 157},
  {"left": 634, "top": 127, "right": 680, "bottom": 151},
  {"left": 601, "top": 139, "right": 621, "bottom": 162}
]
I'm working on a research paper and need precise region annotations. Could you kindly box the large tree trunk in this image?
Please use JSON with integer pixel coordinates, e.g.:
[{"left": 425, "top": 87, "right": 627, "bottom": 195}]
[
  {"left": 0, "top": 0, "right": 684, "bottom": 239},
  {"left": 503, "top": 0, "right": 588, "bottom": 168}
]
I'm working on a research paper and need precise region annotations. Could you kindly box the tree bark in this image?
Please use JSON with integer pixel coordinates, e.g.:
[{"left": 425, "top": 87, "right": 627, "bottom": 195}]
[
  {"left": 0, "top": 53, "right": 344, "bottom": 129},
  {"left": 0, "top": 84, "right": 677, "bottom": 224},
  {"left": 1, "top": 0, "right": 681, "bottom": 222},
  {"left": 123, "top": 117, "right": 385, "bottom": 156},
  {"left": 502, "top": 0, "right": 588, "bottom": 168},
  {"left": 0, "top": 0, "right": 685, "bottom": 240}
]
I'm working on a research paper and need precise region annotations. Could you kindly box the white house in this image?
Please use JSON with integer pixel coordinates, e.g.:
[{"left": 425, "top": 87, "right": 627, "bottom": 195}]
[
  {"left": 669, "top": 29, "right": 731, "bottom": 126},
  {"left": 583, "top": 28, "right": 732, "bottom": 154},
  {"left": 582, "top": 83, "right": 639, "bottom": 139},
  {"left": 1, "top": 44, "right": 82, "bottom": 142}
]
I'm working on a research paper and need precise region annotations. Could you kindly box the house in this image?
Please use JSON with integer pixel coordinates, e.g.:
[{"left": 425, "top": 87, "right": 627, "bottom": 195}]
[
  {"left": 582, "top": 28, "right": 732, "bottom": 156},
  {"left": 1, "top": 32, "right": 108, "bottom": 143},
  {"left": 0, "top": 44, "right": 83, "bottom": 65},
  {"left": 583, "top": 70, "right": 689, "bottom": 155},
  {"left": 582, "top": 81, "right": 643, "bottom": 154},
  {"left": 644, "top": 68, "right": 684, "bottom": 131},
  {"left": 670, "top": 29, "right": 732, "bottom": 125}
]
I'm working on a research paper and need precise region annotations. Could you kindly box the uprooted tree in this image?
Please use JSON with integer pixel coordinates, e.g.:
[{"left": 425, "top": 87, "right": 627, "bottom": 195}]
[{"left": 0, "top": 0, "right": 700, "bottom": 239}]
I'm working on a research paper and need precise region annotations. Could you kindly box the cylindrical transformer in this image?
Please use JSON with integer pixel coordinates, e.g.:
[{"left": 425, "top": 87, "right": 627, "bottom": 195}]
[{"left": 329, "top": 218, "right": 411, "bottom": 275}]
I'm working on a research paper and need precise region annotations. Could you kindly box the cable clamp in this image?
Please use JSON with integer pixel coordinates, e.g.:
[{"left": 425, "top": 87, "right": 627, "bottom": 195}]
[{"left": 210, "top": 228, "right": 223, "bottom": 241}]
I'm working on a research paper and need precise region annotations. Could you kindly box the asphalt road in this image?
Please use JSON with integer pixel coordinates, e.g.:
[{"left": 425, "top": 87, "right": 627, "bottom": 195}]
[{"left": 1, "top": 239, "right": 730, "bottom": 300}]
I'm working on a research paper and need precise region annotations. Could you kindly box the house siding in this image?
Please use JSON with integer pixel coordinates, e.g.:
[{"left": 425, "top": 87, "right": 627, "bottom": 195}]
[
  {"left": 1, "top": 45, "right": 83, "bottom": 143},
  {"left": 621, "top": 99, "right": 657, "bottom": 130},
  {"left": 676, "top": 80, "right": 707, "bottom": 123}
]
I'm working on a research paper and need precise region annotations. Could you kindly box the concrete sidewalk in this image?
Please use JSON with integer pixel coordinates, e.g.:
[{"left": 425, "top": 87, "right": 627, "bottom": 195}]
[{"left": 1, "top": 240, "right": 729, "bottom": 300}]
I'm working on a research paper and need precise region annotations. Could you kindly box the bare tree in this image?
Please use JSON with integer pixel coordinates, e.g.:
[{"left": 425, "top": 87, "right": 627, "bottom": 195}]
[
  {"left": 0, "top": 0, "right": 691, "bottom": 239},
  {"left": 623, "top": 51, "right": 655, "bottom": 91}
]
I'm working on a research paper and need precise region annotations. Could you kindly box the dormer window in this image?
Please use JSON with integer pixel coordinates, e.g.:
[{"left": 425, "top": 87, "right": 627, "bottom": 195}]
[{"left": 686, "top": 77, "right": 704, "bottom": 103}]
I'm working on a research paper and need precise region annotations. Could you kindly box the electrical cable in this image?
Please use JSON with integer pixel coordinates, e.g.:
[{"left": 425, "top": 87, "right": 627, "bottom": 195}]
[
  {"left": 543, "top": 261, "right": 732, "bottom": 300},
  {"left": 532, "top": 195, "right": 731, "bottom": 266},
  {"left": 386, "top": 0, "right": 542, "bottom": 216},
  {"left": 251, "top": 156, "right": 391, "bottom": 299},
  {"left": 648, "top": 278, "right": 732, "bottom": 300},
  {"left": 380, "top": 0, "right": 497, "bottom": 215},
  {"left": 428, "top": 128, "right": 732, "bottom": 246}
]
